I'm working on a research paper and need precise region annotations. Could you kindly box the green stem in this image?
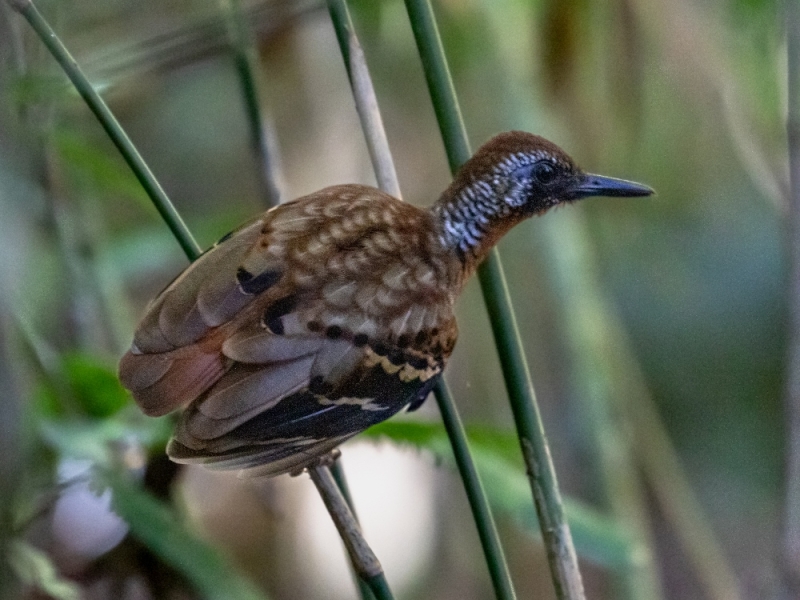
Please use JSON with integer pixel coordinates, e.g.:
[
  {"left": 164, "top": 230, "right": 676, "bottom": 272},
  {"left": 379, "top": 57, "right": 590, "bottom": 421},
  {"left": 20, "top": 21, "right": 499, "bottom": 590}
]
[
  {"left": 433, "top": 382, "right": 516, "bottom": 600},
  {"left": 307, "top": 465, "right": 395, "bottom": 600},
  {"left": 362, "top": 575, "right": 394, "bottom": 600},
  {"left": 330, "top": 461, "right": 376, "bottom": 600},
  {"left": 327, "top": 0, "right": 401, "bottom": 199},
  {"left": 477, "top": 253, "right": 584, "bottom": 600},
  {"left": 327, "top": 0, "right": 355, "bottom": 82},
  {"left": 219, "top": 0, "right": 282, "bottom": 208},
  {"left": 402, "top": 1, "right": 584, "bottom": 598},
  {"left": 401, "top": 0, "right": 470, "bottom": 170},
  {"left": 11, "top": 0, "right": 201, "bottom": 262},
  {"left": 327, "top": 3, "right": 515, "bottom": 598}
]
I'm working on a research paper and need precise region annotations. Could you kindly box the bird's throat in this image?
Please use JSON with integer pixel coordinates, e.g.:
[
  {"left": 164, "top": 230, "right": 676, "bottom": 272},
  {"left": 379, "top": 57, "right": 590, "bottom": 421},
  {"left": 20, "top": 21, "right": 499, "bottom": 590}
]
[{"left": 431, "top": 181, "right": 525, "bottom": 276}]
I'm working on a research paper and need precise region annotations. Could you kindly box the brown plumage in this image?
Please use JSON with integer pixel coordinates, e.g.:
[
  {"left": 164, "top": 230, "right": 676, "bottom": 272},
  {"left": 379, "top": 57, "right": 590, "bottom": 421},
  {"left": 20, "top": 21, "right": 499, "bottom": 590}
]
[{"left": 118, "top": 131, "right": 652, "bottom": 477}]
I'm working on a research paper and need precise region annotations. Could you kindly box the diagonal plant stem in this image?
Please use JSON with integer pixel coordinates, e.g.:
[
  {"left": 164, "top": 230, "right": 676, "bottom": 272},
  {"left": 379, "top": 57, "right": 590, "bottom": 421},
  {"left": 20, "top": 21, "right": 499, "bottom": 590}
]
[
  {"left": 219, "top": 0, "right": 283, "bottom": 208},
  {"left": 307, "top": 464, "right": 394, "bottom": 600},
  {"left": 401, "top": 1, "right": 585, "bottom": 598},
  {"left": 780, "top": 2, "right": 800, "bottom": 599},
  {"left": 8, "top": 0, "right": 201, "bottom": 262},
  {"left": 329, "top": 461, "right": 376, "bottom": 600},
  {"left": 327, "top": 2, "right": 516, "bottom": 599},
  {"left": 431, "top": 381, "right": 517, "bottom": 599},
  {"left": 327, "top": 0, "right": 401, "bottom": 199},
  {"left": 485, "top": 8, "right": 742, "bottom": 596}
]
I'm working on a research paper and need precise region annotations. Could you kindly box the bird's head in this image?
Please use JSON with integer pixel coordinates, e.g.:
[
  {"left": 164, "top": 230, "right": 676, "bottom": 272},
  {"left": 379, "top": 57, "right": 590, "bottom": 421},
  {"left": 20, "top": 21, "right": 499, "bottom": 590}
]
[
  {"left": 433, "top": 131, "right": 653, "bottom": 265},
  {"left": 451, "top": 130, "right": 653, "bottom": 214}
]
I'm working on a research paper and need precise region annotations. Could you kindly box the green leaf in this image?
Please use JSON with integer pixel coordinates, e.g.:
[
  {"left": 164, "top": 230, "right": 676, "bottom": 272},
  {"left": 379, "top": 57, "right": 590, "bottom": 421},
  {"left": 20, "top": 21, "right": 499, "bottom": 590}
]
[
  {"left": 61, "top": 352, "right": 130, "bottom": 418},
  {"left": 103, "top": 471, "right": 269, "bottom": 600},
  {"left": 34, "top": 351, "right": 130, "bottom": 419},
  {"left": 8, "top": 540, "right": 82, "bottom": 600},
  {"left": 362, "top": 420, "right": 638, "bottom": 570}
]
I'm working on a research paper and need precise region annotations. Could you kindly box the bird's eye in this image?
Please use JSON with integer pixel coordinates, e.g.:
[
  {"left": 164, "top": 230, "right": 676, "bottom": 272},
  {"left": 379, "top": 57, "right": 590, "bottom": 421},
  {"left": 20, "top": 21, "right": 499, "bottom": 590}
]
[{"left": 533, "top": 162, "right": 557, "bottom": 185}]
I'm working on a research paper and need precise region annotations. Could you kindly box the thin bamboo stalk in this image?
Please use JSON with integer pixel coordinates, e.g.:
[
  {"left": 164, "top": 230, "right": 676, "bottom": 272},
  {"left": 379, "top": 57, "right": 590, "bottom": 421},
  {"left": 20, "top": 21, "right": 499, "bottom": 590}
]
[
  {"left": 307, "top": 465, "right": 394, "bottom": 600},
  {"left": 326, "top": 3, "right": 516, "bottom": 599},
  {"left": 327, "top": 0, "right": 401, "bottom": 199},
  {"left": 780, "top": 2, "right": 800, "bottom": 599},
  {"left": 432, "top": 381, "right": 517, "bottom": 600},
  {"left": 483, "top": 8, "right": 742, "bottom": 595},
  {"left": 401, "top": 1, "right": 585, "bottom": 598},
  {"left": 219, "top": 0, "right": 283, "bottom": 208},
  {"left": 329, "top": 461, "right": 375, "bottom": 600}
]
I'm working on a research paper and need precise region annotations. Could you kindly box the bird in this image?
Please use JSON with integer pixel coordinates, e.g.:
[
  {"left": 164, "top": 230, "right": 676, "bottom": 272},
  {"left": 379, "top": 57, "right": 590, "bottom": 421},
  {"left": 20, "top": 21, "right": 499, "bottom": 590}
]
[{"left": 118, "top": 131, "right": 653, "bottom": 477}]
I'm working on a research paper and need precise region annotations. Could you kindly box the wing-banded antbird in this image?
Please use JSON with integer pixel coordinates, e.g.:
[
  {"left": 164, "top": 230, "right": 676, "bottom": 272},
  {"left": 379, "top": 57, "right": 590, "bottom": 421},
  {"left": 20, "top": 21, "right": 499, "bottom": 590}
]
[{"left": 119, "top": 131, "right": 652, "bottom": 477}]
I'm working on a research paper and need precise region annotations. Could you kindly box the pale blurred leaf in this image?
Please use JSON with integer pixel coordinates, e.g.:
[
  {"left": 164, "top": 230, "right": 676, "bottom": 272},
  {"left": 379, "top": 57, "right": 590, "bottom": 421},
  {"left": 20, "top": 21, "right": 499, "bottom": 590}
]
[{"left": 8, "top": 540, "right": 82, "bottom": 600}]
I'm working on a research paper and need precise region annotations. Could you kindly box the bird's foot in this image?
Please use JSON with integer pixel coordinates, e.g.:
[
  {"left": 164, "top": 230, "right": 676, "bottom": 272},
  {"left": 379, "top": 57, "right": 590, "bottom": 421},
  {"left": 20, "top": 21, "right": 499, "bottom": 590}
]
[{"left": 290, "top": 449, "right": 342, "bottom": 477}]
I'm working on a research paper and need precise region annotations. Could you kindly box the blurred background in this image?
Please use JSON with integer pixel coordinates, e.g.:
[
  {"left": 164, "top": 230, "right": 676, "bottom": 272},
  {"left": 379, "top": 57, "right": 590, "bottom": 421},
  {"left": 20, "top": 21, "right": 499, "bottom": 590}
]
[{"left": 0, "top": 0, "right": 790, "bottom": 599}]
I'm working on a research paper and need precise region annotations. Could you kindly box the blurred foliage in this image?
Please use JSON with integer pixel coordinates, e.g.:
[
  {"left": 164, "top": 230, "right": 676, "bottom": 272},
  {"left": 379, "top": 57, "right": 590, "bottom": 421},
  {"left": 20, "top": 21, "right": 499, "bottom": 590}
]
[
  {"left": 106, "top": 471, "right": 270, "bottom": 600},
  {"left": 363, "top": 420, "right": 639, "bottom": 572},
  {"left": 53, "top": 129, "right": 152, "bottom": 210},
  {"left": 0, "top": 0, "right": 790, "bottom": 598},
  {"left": 35, "top": 351, "right": 130, "bottom": 419}
]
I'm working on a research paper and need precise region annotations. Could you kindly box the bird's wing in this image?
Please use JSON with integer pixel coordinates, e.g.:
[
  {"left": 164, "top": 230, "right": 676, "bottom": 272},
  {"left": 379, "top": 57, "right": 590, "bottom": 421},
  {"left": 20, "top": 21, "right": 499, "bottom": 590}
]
[
  {"left": 118, "top": 215, "right": 271, "bottom": 416},
  {"left": 119, "top": 186, "right": 457, "bottom": 476}
]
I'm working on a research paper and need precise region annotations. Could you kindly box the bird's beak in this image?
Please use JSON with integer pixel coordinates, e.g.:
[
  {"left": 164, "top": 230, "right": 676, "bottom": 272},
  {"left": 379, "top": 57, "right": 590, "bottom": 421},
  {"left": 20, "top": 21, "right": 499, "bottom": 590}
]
[{"left": 567, "top": 173, "right": 654, "bottom": 200}]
